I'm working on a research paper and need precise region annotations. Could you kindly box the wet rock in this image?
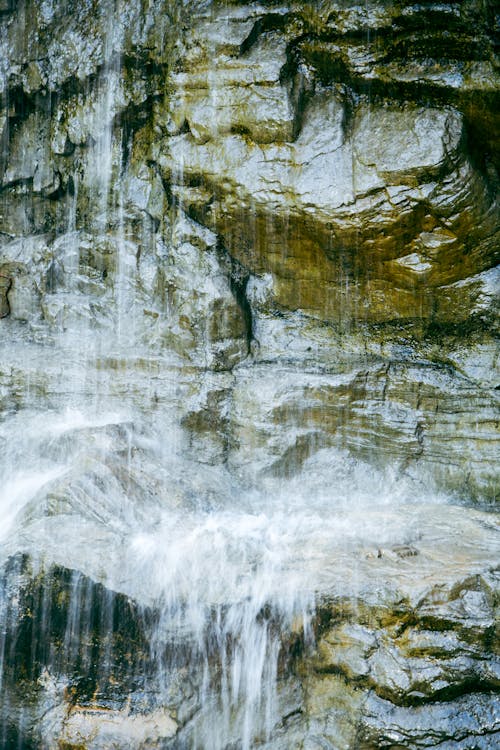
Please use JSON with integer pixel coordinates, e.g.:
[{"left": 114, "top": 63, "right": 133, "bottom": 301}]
[
  {"left": 0, "top": 271, "right": 11, "bottom": 317},
  {"left": 150, "top": 213, "right": 249, "bottom": 370},
  {"left": 2, "top": 503, "right": 498, "bottom": 749},
  {"left": 0, "top": 555, "right": 158, "bottom": 749},
  {"left": 0, "top": 0, "right": 497, "bottom": 500},
  {"left": 156, "top": 4, "right": 498, "bottom": 331},
  {"left": 48, "top": 705, "right": 178, "bottom": 750},
  {"left": 227, "top": 362, "right": 499, "bottom": 499},
  {"left": 0, "top": 1, "right": 499, "bottom": 747},
  {"left": 2, "top": 113, "right": 53, "bottom": 191},
  {"left": 166, "top": 31, "right": 296, "bottom": 144},
  {"left": 357, "top": 691, "right": 500, "bottom": 749},
  {"left": 299, "top": 558, "right": 499, "bottom": 748},
  {"left": 391, "top": 545, "right": 419, "bottom": 558}
]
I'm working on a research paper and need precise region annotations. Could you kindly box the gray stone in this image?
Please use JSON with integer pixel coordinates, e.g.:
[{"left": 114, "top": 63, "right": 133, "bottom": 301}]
[{"left": 0, "top": 1, "right": 498, "bottom": 748}]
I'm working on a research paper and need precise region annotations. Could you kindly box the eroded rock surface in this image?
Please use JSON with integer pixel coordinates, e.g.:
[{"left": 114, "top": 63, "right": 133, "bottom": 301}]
[
  {"left": 1, "top": 504, "right": 498, "bottom": 748},
  {"left": 0, "top": 0, "right": 498, "bottom": 498},
  {"left": 0, "top": 0, "right": 499, "bottom": 748}
]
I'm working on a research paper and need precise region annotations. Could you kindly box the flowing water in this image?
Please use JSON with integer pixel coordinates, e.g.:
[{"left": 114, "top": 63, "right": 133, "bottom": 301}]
[
  {"left": 0, "top": 381, "right": 449, "bottom": 747},
  {"left": 1, "top": 2, "right": 496, "bottom": 749}
]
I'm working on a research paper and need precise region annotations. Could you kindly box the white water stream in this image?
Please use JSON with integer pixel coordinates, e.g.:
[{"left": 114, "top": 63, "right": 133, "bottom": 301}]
[
  {"left": 0, "top": 390, "right": 450, "bottom": 748},
  {"left": 0, "top": 3, "right": 490, "bottom": 748}
]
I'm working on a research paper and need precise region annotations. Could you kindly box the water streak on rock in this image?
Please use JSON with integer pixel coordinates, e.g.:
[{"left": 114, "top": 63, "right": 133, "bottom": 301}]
[{"left": 0, "top": 1, "right": 498, "bottom": 748}]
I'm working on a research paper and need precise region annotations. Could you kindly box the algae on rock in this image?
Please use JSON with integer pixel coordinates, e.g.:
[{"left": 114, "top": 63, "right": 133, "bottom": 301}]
[{"left": 0, "top": 1, "right": 499, "bottom": 749}]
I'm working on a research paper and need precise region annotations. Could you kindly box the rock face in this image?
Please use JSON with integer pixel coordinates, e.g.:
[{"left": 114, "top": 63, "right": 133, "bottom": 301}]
[
  {"left": 0, "top": 0, "right": 498, "bottom": 499},
  {"left": 1, "top": 505, "right": 499, "bottom": 749},
  {"left": 0, "top": 0, "right": 499, "bottom": 748}
]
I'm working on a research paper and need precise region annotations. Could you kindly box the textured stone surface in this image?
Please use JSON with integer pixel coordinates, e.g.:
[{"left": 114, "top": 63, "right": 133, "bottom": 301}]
[
  {"left": 1, "top": 504, "right": 498, "bottom": 748},
  {"left": 3, "top": 0, "right": 495, "bottom": 495},
  {"left": 154, "top": 1, "right": 499, "bottom": 332},
  {"left": 0, "top": 0, "right": 499, "bottom": 748}
]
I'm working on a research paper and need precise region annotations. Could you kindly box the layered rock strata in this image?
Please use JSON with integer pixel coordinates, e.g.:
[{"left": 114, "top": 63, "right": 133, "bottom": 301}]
[
  {"left": 1, "top": 504, "right": 498, "bottom": 748},
  {"left": 0, "top": 0, "right": 498, "bottom": 498},
  {"left": 0, "top": 1, "right": 499, "bottom": 748}
]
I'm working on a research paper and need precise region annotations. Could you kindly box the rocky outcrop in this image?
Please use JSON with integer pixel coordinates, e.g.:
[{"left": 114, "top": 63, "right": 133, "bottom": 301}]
[
  {"left": 156, "top": 0, "right": 499, "bottom": 329},
  {"left": 304, "top": 566, "right": 500, "bottom": 749},
  {"left": 1, "top": 503, "right": 498, "bottom": 748},
  {"left": 0, "top": 271, "right": 10, "bottom": 316},
  {"left": 0, "top": 0, "right": 498, "bottom": 498},
  {"left": 0, "top": 1, "right": 499, "bottom": 748}
]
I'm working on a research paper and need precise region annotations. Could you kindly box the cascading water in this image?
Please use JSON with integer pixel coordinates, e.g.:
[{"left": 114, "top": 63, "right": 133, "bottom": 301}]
[
  {"left": 1, "top": 0, "right": 498, "bottom": 748},
  {"left": 0, "top": 399, "right": 458, "bottom": 748}
]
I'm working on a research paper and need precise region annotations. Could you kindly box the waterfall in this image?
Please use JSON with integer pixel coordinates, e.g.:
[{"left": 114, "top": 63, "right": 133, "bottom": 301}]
[
  {"left": 0, "top": 398, "right": 456, "bottom": 748},
  {"left": 0, "top": 1, "right": 498, "bottom": 748}
]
